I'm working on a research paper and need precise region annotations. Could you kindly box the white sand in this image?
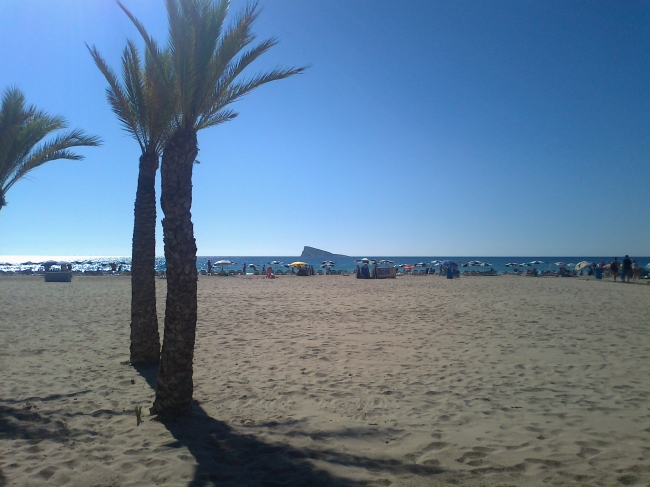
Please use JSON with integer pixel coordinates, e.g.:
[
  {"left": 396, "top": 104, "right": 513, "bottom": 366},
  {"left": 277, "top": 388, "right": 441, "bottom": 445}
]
[{"left": 1, "top": 274, "right": 649, "bottom": 486}]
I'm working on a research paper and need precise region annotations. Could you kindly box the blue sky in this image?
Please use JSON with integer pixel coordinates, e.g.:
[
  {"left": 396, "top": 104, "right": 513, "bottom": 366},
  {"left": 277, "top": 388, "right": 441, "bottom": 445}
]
[{"left": 0, "top": 0, "right": 648, "bottom": 257}]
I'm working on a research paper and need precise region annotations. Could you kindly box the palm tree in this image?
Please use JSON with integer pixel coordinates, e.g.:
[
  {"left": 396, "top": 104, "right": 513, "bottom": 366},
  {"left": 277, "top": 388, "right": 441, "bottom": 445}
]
[
  {"left": 120, "top": 0, "right": 307, "bottom": 416},
  {"left": 0, "top": 87, "right": 101, "bottom": 212},
  {"left": 87, "top": 41, "right": 175, "bottom": 365}
]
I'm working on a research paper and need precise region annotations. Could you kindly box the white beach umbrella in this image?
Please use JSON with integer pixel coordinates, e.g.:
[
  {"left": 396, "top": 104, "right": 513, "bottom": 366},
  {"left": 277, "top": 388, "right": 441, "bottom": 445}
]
[{"left": 214, "top": 259, "right": 234, "bottom": 271}]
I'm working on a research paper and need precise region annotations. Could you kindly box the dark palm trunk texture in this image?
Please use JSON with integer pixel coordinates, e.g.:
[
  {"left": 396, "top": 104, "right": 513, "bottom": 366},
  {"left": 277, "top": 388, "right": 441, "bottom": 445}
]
[
  {"left": 151, "top": 128, "right": 198, "bottom": 416},
  {"left": 130, "top": 152, "right": 161, "bottom": 365}
]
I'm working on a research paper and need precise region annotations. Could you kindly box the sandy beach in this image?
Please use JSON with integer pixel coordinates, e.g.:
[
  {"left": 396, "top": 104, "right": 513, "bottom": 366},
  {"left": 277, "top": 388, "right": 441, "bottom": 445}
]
[{"left": 1, "top": 274, "right": 648, "bottom": 486}]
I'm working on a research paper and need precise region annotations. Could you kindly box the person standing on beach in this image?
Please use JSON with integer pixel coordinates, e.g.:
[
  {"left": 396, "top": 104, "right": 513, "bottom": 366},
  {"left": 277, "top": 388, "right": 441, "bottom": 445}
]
[
  {"left": 207, "top": 260, "right": 212, "bottom": 274},
  {"left": 631, "top": 260, "right": 639, "bottom": 282},
  {"left": 622, "top": 255, "right": 632, "bottom": 283},
  {"left": 610, "top": 258, "right": 619, "bottom": 282}
]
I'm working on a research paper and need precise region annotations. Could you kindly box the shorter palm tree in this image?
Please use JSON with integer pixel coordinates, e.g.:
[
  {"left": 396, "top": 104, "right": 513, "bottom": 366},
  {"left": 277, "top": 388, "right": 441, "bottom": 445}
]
[
  {"left": 88, "top": 40, "right": 175, "bottom": 366},
  {"left": 0, "top": 86, "right": 101, "bottom": 212}
]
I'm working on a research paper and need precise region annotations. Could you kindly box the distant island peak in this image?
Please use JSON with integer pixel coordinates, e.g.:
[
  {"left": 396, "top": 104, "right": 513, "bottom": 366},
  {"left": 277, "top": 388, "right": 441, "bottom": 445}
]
[{"left": 300, "top": 246, "right": 349, "bottom": 258}]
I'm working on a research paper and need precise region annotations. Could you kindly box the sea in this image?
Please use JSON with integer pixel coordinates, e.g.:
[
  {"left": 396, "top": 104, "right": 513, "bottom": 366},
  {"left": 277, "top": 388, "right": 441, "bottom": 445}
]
[{"left": 1, "top": 255, "right": 648, "bottom": 275}]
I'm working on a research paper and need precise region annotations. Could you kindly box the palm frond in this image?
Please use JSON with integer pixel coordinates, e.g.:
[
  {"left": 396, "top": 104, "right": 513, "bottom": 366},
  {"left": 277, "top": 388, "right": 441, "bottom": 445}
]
[
  {"left": 119, "top": 0, "right": 307, "bottom": 138},
  {"left": 198, "top": 108, "right": 238, "bottom": 130},
  {"left": 5, "top": 128, "right": 101, "bottom": 192},
  {"left": 88, "top": 43, "right": 146, "bottom": 150},
  {"left": 0, "top": 86, "right": 102, "bottom": 207},
  {"left": 88, "top": 38, "right": 176, "bottom": 155}
]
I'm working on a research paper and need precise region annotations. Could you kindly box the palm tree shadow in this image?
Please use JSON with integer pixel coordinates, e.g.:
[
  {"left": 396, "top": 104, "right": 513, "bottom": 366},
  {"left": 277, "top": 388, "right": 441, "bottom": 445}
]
[{"left": 133, "top": 365, "right": 364, "bottom": 486}]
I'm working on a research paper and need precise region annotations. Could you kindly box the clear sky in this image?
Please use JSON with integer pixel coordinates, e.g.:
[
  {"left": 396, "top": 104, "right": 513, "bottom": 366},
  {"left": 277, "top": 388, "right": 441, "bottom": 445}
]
[{"left": 1, "top": 0, "right": 648, "bottom": 257}]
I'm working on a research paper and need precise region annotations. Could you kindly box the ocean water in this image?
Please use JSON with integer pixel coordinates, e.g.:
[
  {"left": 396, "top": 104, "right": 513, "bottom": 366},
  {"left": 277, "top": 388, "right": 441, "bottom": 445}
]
[{"left": 1, "top": 255, "right": 648, "bottom": 275}]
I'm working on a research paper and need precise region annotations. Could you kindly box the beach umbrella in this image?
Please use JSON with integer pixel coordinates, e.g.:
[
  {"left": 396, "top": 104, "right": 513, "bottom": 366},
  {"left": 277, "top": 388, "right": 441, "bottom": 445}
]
[
  {"left": 574, "top": 261, "right": 591, "bottom": 271},
  {"left": 414, "top": 262, "right": 428, "bottom": 267},
  {"left": 554, "top": 262, "right": 566, "bottom": 267},
  {"left": 645, "top": 263, "right": 650, "bottom": 269},
  {"left": 288, "top": 261, "right": 308, "bottom": 267},
  {"left": 530, "top": 260, "right": 545, "bottom": 265},
  {"left": 214, "top": 259, "right": 234, "bottom": 271},
  {"left": 431, "top": 260, "right": 441, "bottom": 266},
  {"left": 440, "top": 260, "right": 458, "bottom": 267}
]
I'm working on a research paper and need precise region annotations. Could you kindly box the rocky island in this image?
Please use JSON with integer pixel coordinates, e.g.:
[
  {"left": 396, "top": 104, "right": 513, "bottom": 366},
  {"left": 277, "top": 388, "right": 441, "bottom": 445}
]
[{"left": 300, "top": 246, "right": 349, "bottom": 258}]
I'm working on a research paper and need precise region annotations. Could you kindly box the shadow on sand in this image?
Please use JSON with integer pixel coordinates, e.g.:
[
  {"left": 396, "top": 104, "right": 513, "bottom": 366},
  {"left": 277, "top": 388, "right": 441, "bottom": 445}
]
[{"left": 133, "top": 365, "right": 444, "bottom": 486}]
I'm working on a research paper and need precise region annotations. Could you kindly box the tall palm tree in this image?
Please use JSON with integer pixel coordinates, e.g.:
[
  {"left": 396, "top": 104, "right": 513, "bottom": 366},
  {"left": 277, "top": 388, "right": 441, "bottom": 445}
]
[
  {"left": 87, "top": 41, "right": 175, "bottom": 365},
  {"left": 0, "top": 87, "right": 101, "bottom": 212},
  {"left": 120, "top": 0, "right": 307, "bottom": 416}
]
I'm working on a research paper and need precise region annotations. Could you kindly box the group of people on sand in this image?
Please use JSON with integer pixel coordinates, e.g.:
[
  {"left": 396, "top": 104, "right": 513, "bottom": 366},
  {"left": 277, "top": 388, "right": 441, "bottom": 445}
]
[{"left": 595, "top": 255, "right": 640, "bottom": 283}]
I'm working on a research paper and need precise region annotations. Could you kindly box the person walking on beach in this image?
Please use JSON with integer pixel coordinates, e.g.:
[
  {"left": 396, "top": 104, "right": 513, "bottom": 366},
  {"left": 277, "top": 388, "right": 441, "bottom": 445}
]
[
  {"left": 631, "top": 260, "right": 639, "bottom": 282},
  {"left": 610, "top": 258, "right": 619, "bottom": 282},
  {"left": 207, "top": 260, "right": 212, "bottom": 274},
  {"left": 622, "top": 255, "right": 632, "bottom": 283}
]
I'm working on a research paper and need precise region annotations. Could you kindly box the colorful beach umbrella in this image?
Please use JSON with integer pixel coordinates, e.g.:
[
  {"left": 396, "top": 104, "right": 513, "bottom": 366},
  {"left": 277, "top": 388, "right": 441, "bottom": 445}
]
[{"left": 288, "top": 261, "right": 308, "bottom": 267}]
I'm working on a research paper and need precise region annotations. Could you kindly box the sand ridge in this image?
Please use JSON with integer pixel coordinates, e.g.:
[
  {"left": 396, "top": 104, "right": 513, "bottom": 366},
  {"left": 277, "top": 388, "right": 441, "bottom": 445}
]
[{"left": 0, "top": 274, "right": 649, "bottom": 486}]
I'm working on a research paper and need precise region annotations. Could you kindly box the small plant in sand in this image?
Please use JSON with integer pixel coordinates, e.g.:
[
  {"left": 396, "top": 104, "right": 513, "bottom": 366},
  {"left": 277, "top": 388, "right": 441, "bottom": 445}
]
[{"left": 135, "top": 405, "right": 143, "bottom": 426}]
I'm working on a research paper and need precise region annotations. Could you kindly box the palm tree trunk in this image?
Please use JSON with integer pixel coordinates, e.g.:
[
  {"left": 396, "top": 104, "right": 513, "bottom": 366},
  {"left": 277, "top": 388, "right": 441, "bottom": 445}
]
[
  {"left": 130, "top": 152, "right": 161, "bottom": 365},
  {"left": 151, "top": 128, "right": 198, "bottom": 416}
]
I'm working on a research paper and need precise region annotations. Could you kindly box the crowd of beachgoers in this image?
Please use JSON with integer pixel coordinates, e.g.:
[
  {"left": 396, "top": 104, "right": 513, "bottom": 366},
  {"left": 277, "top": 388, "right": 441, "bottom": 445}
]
[{"left": 2, "top": 255, "right": 648, "bottom": 281}]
